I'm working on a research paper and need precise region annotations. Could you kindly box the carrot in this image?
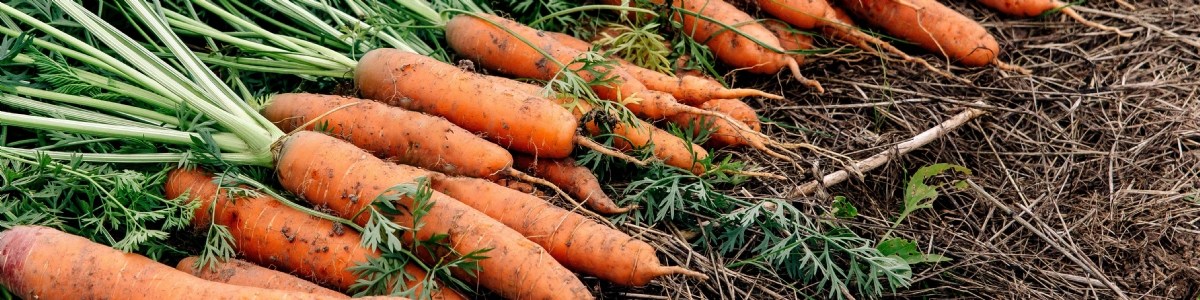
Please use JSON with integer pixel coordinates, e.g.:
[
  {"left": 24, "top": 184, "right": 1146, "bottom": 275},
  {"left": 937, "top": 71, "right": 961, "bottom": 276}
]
[
  {"left": 275, "top": 131, "right": 593, "bottom": 300},
  {"left": 762, "top": 21, "right": 816, "bottom": 62},
  {"left": 553, "top": 92, "right": 710, "bottom": 175},
  {"left": 261, "top": 93, "right": 575, "bottom": 202},
  {"left": 599, "top": 0, "right": 825, "bottom": 92},
  {"left": 164, "top": 168, "right": 465, "bottom": 299},
  {"left": 836, "top": 0, "right": 1029, "bottom": 72},
  {"left": 0, "top": 225, "right": 404, "bottom": 300},
  {"left": 666, "top": 99, "right": 768, "bottom": 148},
  {"left": 354, "top": 48, "right": 644, "bottom": 166},
  {"left": 175, "top": 256, "right": 347, "bottom": 298},
  {"left": 427, "top": 174, "right": 708, "bottom": 286},
  {"left": 443, "top": 13, "right": 766, "bottom": 141},
  {"left": 262, "top": 93, "right": 511, "bottom": 179},
  {"left": 354, "top": 48, "right": 577, "bottom": 159},
  {"left": 512, "top": 154, "right": 632, "bottom": 214},
  {"left": 975, "top": 0, "right": 1129, "bottom": 36},
  {"left": 546, "top": 31, "right": 783, "bottom": 106}
]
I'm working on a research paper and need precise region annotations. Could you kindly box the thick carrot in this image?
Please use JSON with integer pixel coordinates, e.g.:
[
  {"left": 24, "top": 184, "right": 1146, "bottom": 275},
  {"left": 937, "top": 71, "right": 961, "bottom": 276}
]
[
  {"left": 354, "top": 48, "right": 643, "bottom": 166},
  {"left": 428, "top": 174, "right": 707, "bottom": 286},
  {"left": 0, "top": 225, "right": 404, "bottom": 300},
  {"left": 546, "top": 31, "right": 783, "bottom": 106},
  {"left": 175, "top": 256, "right": 346, "bottom": 298},
  {"left": 275, "top": 131, "right": 593, "bottom": 300},
  {"left": 836, "top": 0, "right": 1027, "bottom": 72},
  {"left": 354, "top": 48, "right": 577, "bottom": 158},
  {"left": 600, "top": 0, "right": 824, "bottom": 92},
  {"left": 975, "top": 0, "right": 1129, "bottom": 36},
  {"left": 512, "top": 154, "right": 632, "bottom": 214},
  {"left": 444, "top": 13, "right": 763, "bottom": 137},
  {"left": 165, "top": 168, "right": 465, "bottom": 300},
  {"left": 262, "top": 93, "right": 511, "bottom": 179},
  {"left": 763, "top": 21, "right": 815, "bottom": 62}
]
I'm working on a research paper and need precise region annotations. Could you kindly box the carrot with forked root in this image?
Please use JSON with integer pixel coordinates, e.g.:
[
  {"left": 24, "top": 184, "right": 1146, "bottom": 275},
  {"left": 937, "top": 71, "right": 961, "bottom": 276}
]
[
  {"left": 165, "top": 168, "right": 466, "bottom": 300},
  {"left": 0, "top": 225, "right": 405, "bottom": 300},
  {"left": 175, "top": 256, "right": 347, "bottom": 298}
]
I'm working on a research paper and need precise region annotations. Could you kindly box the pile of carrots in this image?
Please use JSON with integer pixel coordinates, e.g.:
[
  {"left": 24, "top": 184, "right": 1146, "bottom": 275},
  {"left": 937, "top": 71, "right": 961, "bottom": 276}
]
[{"left": 0, "top": 0, "right": 1130, "bottom": 299}]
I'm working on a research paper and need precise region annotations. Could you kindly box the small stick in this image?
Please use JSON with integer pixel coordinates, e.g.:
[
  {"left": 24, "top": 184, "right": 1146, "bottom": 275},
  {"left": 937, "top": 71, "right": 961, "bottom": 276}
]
[
  {"left": 1113, "top": 0, "right": 1136, "bottom": 10},
  {"left": 789, "top": 106, "right": 987, "bottom": 198},
  {"left": 1061, "top": 8, "right": 1131, "bottom": 37}
]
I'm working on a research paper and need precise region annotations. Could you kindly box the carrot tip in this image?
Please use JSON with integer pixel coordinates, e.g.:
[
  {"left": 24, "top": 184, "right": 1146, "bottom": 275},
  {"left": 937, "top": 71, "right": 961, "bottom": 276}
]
[
  {"left": 1062, "top": 8, "right": 1132, "bottom": 37},
  {"left": 661, "top": 266, "right": 709, "bottom": 281},
  {"left": 993, "top": 60, "right": 1032, "bottom": 75}
]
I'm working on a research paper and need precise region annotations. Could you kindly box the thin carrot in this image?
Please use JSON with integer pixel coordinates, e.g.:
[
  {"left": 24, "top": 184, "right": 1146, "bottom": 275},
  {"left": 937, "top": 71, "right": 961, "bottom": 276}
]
[
  {"left": 975, "top": 0, "right": 1129, "bottom": 36},
  {"left": 165, "top": 168, "right": 466, "bottom": 300},
  {"left": 354, "top": 48, "right": 643, "bottom": 165},
  {"left": 546, "top": 31, "right": 783, "bottom": 106},
  {"left": 428, "top": 174, "right": 708, "bottom": 286},
  {"left": 512, "top": 154, "right": 633, "bottom": 214},
  {"left": 0, "top": 225, "right": 404, "bottom": 300},
  {"left": 837, "top": 0, "right": 1029, "bottom": 73},
  {"left": 667, "top": 99, "right": 765, "bottom": 148},
  {"left": 175, "top": 256, "right": 347, "bottom": 298},
  {"left": 444, "top": 13, "right": 767, "bottom": 141},
  {"left": 599, "top": 0, "right": 825, "bottom": 92},
  {"left": 762, "top": 21, "right": 816, "bottom": 63},
  {"left": 275, "top": 131, "right": 594, "bottom": 300}
]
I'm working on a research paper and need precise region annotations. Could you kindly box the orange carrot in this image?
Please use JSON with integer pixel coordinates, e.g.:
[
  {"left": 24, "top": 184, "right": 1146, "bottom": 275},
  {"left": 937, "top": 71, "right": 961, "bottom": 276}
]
[
  {"left": 755, "top": 0, "right": 958, "bottom": 78},
  {"left": 275, "top": 131, "right": 593, "bottom": 300},
  {"left": 175, "top": 256, "right": 346, "bottom": 298},
  {"left": 428, "top": 174, "right": 708, "bottom": 286},
  {"left": 837, "top": 0, "right": 1028, "bottom": 72},
  {"left": 600, "top": 0, "right": 824, "bottom": 92},
  {"left": 165, "top": 168, "right": 466, "bottom": 300},
  {"left": 762, "top": 21, "right": 815, "bottom": 63},
  {"left": 667, "top": 99, "right": 768, "bottom": 148},
  {"left": 354, "top": 48, "right": 644, "bottom": 165},
  {"left": 546, "top": 31, "right": 783, "bottom": 106},
  {"left": 975, "top": 0, "right": 1129, "bottom": 36},
  {"left": 354, "top": 48, "right": 578, "bottom": 158},
  {"left": 512, "top": 154, "right": 632, "bottom": 214},
  {"left": 0, "top": 225, "right": 405, "bottom": 300},
  {"left": 262, "top": 93, "right": 512, "bottom": 179},
  {"left": 444, "top": 13, "right": 764, "bottom": 138}
]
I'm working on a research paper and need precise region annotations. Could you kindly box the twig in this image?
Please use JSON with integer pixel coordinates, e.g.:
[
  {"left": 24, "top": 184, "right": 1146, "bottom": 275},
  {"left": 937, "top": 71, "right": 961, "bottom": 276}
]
[
  {"left": 965, "top": 180, "right": 1131, "bottom": 300},
  {"left": 788, "top": 105, "right": 987, "bottom": 198}
]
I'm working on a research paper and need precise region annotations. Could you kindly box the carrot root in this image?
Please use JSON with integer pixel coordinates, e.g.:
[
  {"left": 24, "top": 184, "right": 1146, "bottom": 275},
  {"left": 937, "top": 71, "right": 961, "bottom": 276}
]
[
  {"left": 654, "top": 266, "right": 710, "bottom": 281},
  {"left": 1061, "top": 7, "right": 1131, "bottom": 37},
  {"left": 727, "top": 88, "right": 785, "bottom": 100},
  {"left": 992, "top": 59, "right": 1032, "bottom": 75},
  {"left": 505, "top": 168, "right": 598, "bottom": 218},
  {"left": 575, "top": 135, "right": 650, "bottom": 167},
  {"left": 727, "top": 170, "right": 788, "bottom": 180},
  {"left": 786, "top": 58, "right": 824, "bottom": 93}
]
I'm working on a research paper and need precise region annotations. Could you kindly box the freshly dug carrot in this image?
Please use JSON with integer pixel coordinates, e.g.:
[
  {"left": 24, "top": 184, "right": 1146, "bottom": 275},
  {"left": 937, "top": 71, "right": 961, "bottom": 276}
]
[
  {"left": 599, "top": 0, "right": 824, "bottom": 92},
  {"left": 275, "top": 131, "right": 593, "bottom": 300},
  {"left": 354, "top": 48, "right": 577, "bottom": 158},
  {"left": 667, "top": 99, "right": 767, "bottom": 148},
  {"left": 175, "top": 256, "right": 346, "bottom": 298},
  {"left": 975, "top": 0, "right": 1129, "bottom": 36},
  {"left": 762, "top": 21, "right": 815, "bottom": 62},
  {"left": 512, "top": 154, "right": 631, "bottom": 214},
  {"left": 0, "top": 225, "right": 404, "bottom": 300},
  {"left": 355, "top": 48, "right": 644, "bottom": 166},
  {"left": 836, "top": 0, "right": 1027, "bottom": 72},
  {"left": 546, "top": 31, "right": 783, "bottom": 106},
  {"left": 428, "top": 174, "right": 708, "bottom": 286},
  {"left": 444, "top": 13, "right": 764, "bottom": 138},
  {"left": 262, "top": 93, "right": 511, "bottom": 179},
  {"left": 165, "top": 168, "right": 466, "bottom": 300}
]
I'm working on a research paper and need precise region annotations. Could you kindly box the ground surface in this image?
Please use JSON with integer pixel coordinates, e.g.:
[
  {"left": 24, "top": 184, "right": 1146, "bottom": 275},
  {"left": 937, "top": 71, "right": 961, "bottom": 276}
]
[{"left": 633, "top": 1, "right": 1199, "bottom": 299}]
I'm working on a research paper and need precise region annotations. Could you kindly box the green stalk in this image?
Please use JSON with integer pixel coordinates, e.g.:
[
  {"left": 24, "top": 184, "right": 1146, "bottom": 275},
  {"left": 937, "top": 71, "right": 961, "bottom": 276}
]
[
  {"left": 8, "top": 86, "right": 181, "bottom": 127},
  {"left": 0, "top": 111, "right": 251, "bottom": 153},
  {"left": 527, "top": 5, "right": 658, "bottom": 27},
  {"left": 0, "top": 147, "right": 268, "bottom": 166},
  {"left": 0, "top": 94, "right": 156, "bottom": 128}
]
